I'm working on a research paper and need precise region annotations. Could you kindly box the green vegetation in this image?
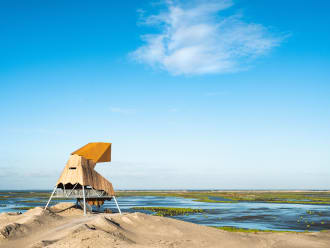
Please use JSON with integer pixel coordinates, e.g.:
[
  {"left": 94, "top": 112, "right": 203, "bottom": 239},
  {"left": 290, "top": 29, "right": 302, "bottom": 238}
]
[
  {"left": 213, "top": 226, "right": 297, "bottom": 233},
  {"left": 1, "top": 190, "right": 329, "bottom": 205},
  {"left": 306, "top": 210, "right": 323, "bottom": 216},
  {"left": 132, "top": 207, "right": 204, "bottom": 216},
  {"left": 0, "top": 191, "right": 50, "bottom": 201},
  {"left": 17, "top": 200, "right": 46, "bottom": 203},
  {"left": 12, "top": 207, "right": 35, "bottom": 210},
  {"left": 117, "top": 191, "right": 330, "bottom": 205},
  {"left": 295, "top": 212, "right": 328, "bottom": 231}
]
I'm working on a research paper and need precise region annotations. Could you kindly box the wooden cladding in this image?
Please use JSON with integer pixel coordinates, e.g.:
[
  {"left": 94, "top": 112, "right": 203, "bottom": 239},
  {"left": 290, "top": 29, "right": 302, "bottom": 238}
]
[{"left": 56, "top": 154, "right": 115, "bottom": 196}]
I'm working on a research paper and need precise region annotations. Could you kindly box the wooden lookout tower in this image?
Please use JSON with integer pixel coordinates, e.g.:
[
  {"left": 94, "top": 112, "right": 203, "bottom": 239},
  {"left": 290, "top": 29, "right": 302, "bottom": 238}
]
[{"left": 44, "top": 142, "right": 121, "bottom": 215}]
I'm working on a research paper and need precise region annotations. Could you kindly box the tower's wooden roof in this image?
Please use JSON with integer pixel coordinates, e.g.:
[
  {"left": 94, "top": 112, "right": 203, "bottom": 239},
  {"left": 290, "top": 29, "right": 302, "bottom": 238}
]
[{"left": 71, "top": 142, "right": 111, "bottom": 163}]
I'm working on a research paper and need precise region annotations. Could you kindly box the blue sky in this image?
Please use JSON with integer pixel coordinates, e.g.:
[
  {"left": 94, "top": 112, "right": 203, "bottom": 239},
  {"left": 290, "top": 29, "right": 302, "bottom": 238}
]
[{"left": 0, "top": 0, "right": 329, "bottom": 190}]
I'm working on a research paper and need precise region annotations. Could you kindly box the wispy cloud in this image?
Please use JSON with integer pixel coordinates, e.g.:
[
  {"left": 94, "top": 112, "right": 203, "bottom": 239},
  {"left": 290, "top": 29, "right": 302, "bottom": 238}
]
[
  {"left": 169, "top": 108, "right": 179, "bottom": 112},
  {"left": 110, "top": 107, "right": 135, "bottom": 114},
  {"left": 132, "top": 0, "right": 285, "bottom": 75}
]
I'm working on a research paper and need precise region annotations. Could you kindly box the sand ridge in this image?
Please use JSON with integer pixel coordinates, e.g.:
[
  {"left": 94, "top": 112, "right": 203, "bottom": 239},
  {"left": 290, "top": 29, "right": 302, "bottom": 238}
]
[{"left": 0, "top": 203, "right": 329, "bottom": 248}]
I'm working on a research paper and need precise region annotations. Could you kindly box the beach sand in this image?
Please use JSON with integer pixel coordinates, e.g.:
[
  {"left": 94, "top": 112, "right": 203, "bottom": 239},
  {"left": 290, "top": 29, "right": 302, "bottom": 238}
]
[{"left": 0, "top": 203, "right": 329, "bottom": 248}]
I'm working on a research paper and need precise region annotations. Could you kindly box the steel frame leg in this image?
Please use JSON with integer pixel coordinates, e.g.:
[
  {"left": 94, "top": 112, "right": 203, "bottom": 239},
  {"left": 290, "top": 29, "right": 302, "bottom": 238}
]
[
  {"left": 82, "top": 186, "right": 86, "bottom": 215},
  {"left": 44, "top": 185, "right": 57, "bottom": 211},
  {"left": 113, "top": 196, "right": 122, "bottom": 214}
]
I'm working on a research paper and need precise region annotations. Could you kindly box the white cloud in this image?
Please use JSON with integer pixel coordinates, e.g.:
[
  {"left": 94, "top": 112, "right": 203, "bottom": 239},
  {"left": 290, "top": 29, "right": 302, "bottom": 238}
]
[
  {"left": 132, "top": 0, "right": 284, "bottom": 75},
  {"left": 169, "top": 108, "right": 179, "bottom": 112}
]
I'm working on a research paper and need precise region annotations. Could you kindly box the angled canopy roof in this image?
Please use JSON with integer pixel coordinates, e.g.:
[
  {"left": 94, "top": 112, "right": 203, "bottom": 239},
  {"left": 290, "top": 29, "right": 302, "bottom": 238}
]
[{"left": 71, "top": 142, "right": 111, "bottom": 163}]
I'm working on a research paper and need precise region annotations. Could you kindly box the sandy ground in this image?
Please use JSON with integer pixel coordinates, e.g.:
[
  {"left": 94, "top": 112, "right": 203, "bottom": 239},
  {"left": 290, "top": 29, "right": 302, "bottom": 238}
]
[{"left": 0, "top": 203, "right": 329, "bottom": 248}]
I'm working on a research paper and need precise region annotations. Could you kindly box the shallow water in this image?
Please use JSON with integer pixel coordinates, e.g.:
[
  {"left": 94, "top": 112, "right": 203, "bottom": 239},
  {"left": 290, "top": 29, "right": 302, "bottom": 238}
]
[
  {"left": 0, "top": 192, "right": 329, "bottom": 232},
  {"left": 107, "top": 196, "right": 330, "bottom": 232}
]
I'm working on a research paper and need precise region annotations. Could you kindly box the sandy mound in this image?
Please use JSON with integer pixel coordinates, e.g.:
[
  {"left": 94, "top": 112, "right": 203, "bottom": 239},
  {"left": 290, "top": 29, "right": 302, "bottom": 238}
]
[
  {"left": 38, "top": 216, "right": 135, "bottom": 248},
  {"left": 50, "top": 203, "right": 83, "bottom": 216},
  {"left": 0, "top": 207, "right": 62, "bottom": 240},
  {"left": 0, "top": 206, "right": 329, "bottom": 248},
  {"left": 50, "top": 203, "right": 75, "bottom": 211}
]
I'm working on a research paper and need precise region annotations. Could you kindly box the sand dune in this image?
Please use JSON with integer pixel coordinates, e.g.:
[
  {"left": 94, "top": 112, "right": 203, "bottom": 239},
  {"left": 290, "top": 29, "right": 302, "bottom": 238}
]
[{"left": 0, "top": 203, "right": 329, "bottom": 248}]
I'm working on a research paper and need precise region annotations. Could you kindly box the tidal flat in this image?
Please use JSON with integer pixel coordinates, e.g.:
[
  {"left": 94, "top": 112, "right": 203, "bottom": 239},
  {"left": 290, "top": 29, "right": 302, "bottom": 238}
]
[
  {"left": 116, "top": 190, "right": 330, "bottom": 205},
  {"left": 132, "top": 206, "right": 204, "bottom": 216},
  {"left": 0, "top": 190, "right": 329, "bottom": 232}
]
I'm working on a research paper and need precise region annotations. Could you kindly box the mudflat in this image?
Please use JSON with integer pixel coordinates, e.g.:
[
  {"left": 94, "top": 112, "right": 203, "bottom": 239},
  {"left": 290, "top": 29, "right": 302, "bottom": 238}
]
[{"left": 0, "top": 203, "right": 329, "bottom": 248}]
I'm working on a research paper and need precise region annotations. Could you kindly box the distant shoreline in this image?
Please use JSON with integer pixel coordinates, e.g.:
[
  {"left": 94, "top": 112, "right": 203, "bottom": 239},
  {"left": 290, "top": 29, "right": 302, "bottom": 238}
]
[{"left": 1, "top": 189, "right": 330, "bottom": 192}]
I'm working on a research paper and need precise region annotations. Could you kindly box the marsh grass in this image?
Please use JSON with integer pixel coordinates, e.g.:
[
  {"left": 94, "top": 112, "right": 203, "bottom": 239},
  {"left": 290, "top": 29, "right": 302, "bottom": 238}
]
[
  {"left": 0, "top": 192, "right": 50, "bottom": 199},
  {"left": 17, "top": 200, "right": 46, "bottom": 203},
  {"left": 213, "top": 226, "right": 299, "bottom": 233},
  {"left": 132, "top": 207, "right": 204, "bottom": 216},
  {"left": 12, "top": 207, "right": 35, "bottom": 210},
  {"left": 306, "top": 210, "right": 323, "bottom": 216},
  {"left": 2, "top": 191, "right": 329, "bottom": 205},
  {"left": 118, "top": 191, "right": 330, "bottom": 205}
]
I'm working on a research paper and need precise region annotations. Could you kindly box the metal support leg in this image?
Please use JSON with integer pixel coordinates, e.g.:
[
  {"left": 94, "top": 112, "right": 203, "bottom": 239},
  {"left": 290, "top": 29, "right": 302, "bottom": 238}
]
[
  {"left": 44, "top": 186, "right": 57, "bottom": 211},
  {"left": 77, "top": 199, "right": 83, "bottom": 209},
  {"left": 67, "top": 183, "right": 78, "bottom": 197},
  {"left": 82, "top": 186, "right": 86, "bottom": 215},
  {"left": 113, "top": 196, "right": 122, "bottom": 214},
  {"left": 86, "top": 202, "right": 93, "bottom": 212}
]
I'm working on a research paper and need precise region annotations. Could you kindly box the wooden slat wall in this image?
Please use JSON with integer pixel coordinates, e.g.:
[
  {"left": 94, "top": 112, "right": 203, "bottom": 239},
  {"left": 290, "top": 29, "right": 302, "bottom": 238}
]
[{"left": 56, "top": 154, "right": 115, "bottom": 196}]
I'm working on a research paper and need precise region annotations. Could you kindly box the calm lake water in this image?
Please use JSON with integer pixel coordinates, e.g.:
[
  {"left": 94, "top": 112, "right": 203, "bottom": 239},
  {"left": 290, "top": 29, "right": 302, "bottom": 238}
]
[{"left": 0, "top": 192, "right": 329, "bottom": 232}]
